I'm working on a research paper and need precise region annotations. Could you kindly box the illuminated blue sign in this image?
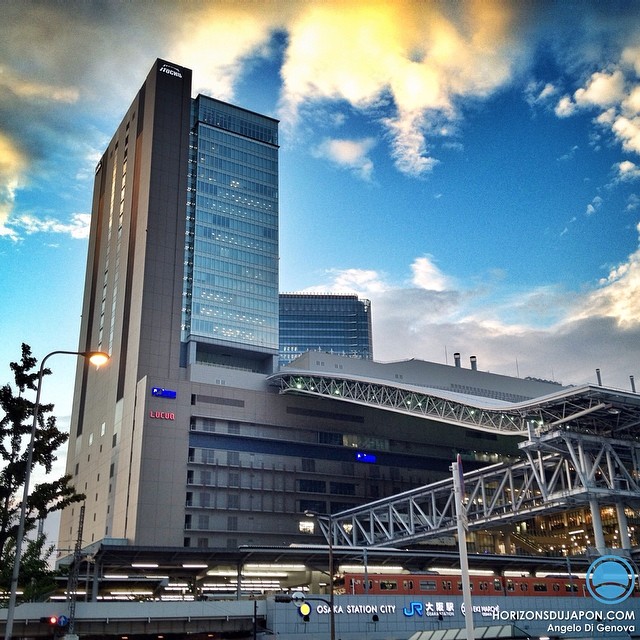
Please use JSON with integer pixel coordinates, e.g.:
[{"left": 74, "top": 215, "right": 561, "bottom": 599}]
[
  {"left": 355, "top": 451, "right": 376, "bottom": 463},
  {"left": 151, "top": 387, "right": 177, "bottom": 399}
]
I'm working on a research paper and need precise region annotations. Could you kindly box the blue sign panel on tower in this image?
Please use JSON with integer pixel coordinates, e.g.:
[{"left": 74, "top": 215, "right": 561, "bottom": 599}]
[{"left": 151, "top": 387, "right": 177, "bottom": 399}]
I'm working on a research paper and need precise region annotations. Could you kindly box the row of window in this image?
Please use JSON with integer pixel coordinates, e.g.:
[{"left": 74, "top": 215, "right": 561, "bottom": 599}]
[
  {"left": 194, "top": 206, "right": 277, "bottom": 236},
  {"left": 197, "top": 153, "right": 277, "bottom": 185},
  {"left": 193, "top": 238, "right": 277, "bottom": 268},
  {"left": 193, "top": 271, "right": 276, "bottom": 298},
  {"left": 193, "top": 288, "right": 277, "bottom": 312},
  {"left": 197, "top": 107, "right": 278, "bottom": 146},
  {"left": 193, "top": 182, "right": 276, "bottom": 212},
  {"left": 197, "top": 124, "right": 278, "bottom": 158},
  {"left": 197, "top": 168, "right": 278, "bottom": 199},
  {"left": 198, "top": 136, "right": 277, "bottom": 164},
  {"left": 189, "top": 318, "right": 277, "bottom": 346},
  {"left": 193, "top": 258, "right": 276, "bottom": 284},
  {"left": 195, "top": 225, "right": 277, "bottom": 253}
]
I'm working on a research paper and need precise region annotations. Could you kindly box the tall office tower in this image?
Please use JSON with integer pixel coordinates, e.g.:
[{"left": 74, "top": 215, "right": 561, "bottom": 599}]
[
  {"left": 59, "top": 59, "right": 280, "bottom": 550},
  {"left": 279, "top": 293, "right": 373, "bottom": 367}
]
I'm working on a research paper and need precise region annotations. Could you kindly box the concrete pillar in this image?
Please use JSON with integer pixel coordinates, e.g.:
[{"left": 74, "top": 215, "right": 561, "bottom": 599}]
[
  {"left": 616, "top": 503, "right": 632, "bottom": 550},
  {"left": 590, "top": 499, "right": 606, "bottom": 554}
]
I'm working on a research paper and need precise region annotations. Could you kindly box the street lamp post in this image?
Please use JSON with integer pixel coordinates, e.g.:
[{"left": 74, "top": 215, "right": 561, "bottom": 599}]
[
  {"left": 4, "top": 350, "right": 108, "bottom": 640},
  {"left": 305, "top": 511, "right": 335, "bottom": 640}
]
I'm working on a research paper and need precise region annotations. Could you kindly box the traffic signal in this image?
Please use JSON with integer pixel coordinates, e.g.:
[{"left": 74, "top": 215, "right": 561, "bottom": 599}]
[
  {"left": 274, "top": 594, "right": 293, "bottom": 603},
  {"left": 299, "top": 602, "right": 311, "bottom": 622},
  {"left": 39, "top": 615, "right": 68, "bottom": 627}
]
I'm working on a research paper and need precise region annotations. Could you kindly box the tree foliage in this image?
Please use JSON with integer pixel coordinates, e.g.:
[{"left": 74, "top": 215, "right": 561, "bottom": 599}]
[{"left": 0, "top": 344, "right": 84, "bottom": 599}]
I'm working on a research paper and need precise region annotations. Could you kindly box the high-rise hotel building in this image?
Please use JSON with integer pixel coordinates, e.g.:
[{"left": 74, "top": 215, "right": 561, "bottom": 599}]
[{"left": 59, "top": 60, "right": 562, "bottom": 555}]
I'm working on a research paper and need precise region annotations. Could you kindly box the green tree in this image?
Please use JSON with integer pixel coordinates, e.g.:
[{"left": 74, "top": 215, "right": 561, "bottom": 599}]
[{"left": 0, "top": 344, "right": 84, "bottom": 600}]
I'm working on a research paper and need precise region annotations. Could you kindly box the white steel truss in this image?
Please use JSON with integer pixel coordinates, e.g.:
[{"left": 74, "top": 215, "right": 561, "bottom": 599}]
[
  {"left": 269, "top": 372, "right": 640, "bottom": 437},
  {"left": 319, "top": 430, "right": 640, "bottom": 548}
]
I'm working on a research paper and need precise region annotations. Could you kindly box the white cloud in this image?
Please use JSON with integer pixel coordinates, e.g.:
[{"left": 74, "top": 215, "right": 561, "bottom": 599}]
[
  {"left": 554, "top": 95, "right": 576, "bottom": 118},
  {"left": 10, "top": 212, "right": 91, "bottom": 239},
  {"left": 614, "top": 160, "right": 640, "bottom": 182},
  {"left": 312, "top": 137, "right": 376, "bottom": 180},
  {"left": 0, "top": 132, "right": 25, "bottom": 241},
  {"left": 585, "top": 195, "right": 603, "bottom": 216},
  {"left": 525, "top": 80, "right": 557, "bottom": 107},
  {"left": 278, "top": 0, "right": 526, "bottom": 176},
  {"left": 554, "top": 53, "right": 640, "bottom": 158},
  {"left": 411, "top": 256, "right": 451, "bottom": 291},
  {"left": 574, "top": 69, "right": 626, "bottom": 108},
  {"left": 303, "top": 268, "right": 388, "bottom": 295},
  {"left": 307, "top": 230, "right": 640, "bottom": 388}
]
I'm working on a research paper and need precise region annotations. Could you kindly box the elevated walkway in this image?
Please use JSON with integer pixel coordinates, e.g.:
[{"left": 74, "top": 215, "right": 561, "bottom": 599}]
[{"left": 321, "top": 427, "right": 640, "bottom": 549}]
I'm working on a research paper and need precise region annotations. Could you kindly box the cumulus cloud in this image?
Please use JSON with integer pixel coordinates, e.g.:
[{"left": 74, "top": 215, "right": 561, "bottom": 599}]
[
  {"left": 278, "top": 0, "right": 526, "bottom": 175},
  {"left": 313, "top": 137, "right": 376, "bottom": 180},
  {"left": 411, "top": 256, "right": 451, "bottom": 291},
  {"left": 614, "top": 160, "right": 640, "bottom": 182},
  {"left": 555, "top": 48, "right": 640, "bottom": 157},
  {"left": 525, "top": 80, "right": 558, "bottom": 107},
  {"left": 9, "top": 213, "right": 91, "bottom": 240},
  {"left": 585, "top": 195, "right": 603, "bottom": 216},
  {"left": 308, "top": 229, "right": 640, "bottom": 388}
]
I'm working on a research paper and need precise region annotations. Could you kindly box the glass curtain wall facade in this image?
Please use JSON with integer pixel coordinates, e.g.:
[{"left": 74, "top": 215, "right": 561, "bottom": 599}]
[
  {"left": 183, "top": 96, "right": 279, "bottom": 358},
  {"left": 279, "top": 294, "right": 373, "bottom": 367}
]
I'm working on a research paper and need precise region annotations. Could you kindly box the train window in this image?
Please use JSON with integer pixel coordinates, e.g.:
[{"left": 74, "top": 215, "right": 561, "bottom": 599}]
[
  {"left": 552, "top": 584, "right": 560, "bottom": 592},
  {"left": 403, "top": 580, "right": 414, "bottom": 591},
  {"left": 507, "top": 580, "right": 514, "bottom": 592},
  {"left": 565, "top": 584, "right": 578, "bottom": 592},
  {"left": 447, "top": 581, "right": 452, "bottom": 590},
  {"left": 493, "top": 579, "right": 502, "bottom": 591},
  {"left": 420, "top": 580, "right": 437, "bottom": 591},
  {"left": 457, "top": 582, "right": 462, "bottom": 591},
  {"left": 533, "top": 583, "right": 548, "bottom": 592},
  {"left": 520, "top": 583, "right": 528, "bottom": 591},
  {"left": 380, "top": 580, "right": 397, "bottom": 591}
]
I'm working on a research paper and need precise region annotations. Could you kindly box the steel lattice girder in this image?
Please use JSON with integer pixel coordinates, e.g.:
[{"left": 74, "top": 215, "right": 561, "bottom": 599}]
[
  {"left": 327, "top": 434, "right": 640, "bottom": 548},
  {"left": 269, "top": 372, "right": 640, "bottom": 437}
]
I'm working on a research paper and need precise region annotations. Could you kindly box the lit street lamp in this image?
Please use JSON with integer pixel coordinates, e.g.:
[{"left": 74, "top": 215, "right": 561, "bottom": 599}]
[
  {"left": 305, "top": 510, "right": 335, "bottom": 640},
  {"left": 4, "top": 350, "right": 109, "bottom": 640}
]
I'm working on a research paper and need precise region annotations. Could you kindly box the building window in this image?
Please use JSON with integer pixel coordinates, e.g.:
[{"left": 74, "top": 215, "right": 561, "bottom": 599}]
[
  {"left": 227, "top": 451, "right": 240, "bottom": 466},
  {"left": 301, "top": 458, "right": 315, "bottom": 472},
  {"left": 228, "top": 516, "right": 238, "bottom": 531},
  {"left": 299, "top": 500, "right": 326, "bottom": 513},
  {"left": 228, "top": 494, "right": 240, "bottom": 509},
  {"left": 330, "top": 482, "right": 356, "bottom": 496},
  {"left": 198, "top": 514, "right": 209, "bottom": 530},
  {"left": 298, "top": 479, "right": 326, "bottom": 493},
  {"left": 299, "top": 520, "right": 314, "bottom": 534}
]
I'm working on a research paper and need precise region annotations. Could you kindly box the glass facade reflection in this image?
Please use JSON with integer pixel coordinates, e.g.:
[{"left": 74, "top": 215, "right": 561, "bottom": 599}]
[
  {"left": 279, "top": 294, "right": 373, "bottom": 367},
  {"left": 183, "top": 96, "right": 279, "bottom": 352}
]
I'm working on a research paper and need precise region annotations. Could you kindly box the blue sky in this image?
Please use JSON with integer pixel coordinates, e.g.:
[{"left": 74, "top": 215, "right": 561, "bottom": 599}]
[{"left": 2, "top": 0, "right": 640, "bottom": 438}]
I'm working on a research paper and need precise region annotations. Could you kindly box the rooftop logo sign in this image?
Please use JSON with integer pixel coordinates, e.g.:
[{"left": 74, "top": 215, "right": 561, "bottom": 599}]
[{"left": 159, "top": 63, "right": 183, "bottom": 79}]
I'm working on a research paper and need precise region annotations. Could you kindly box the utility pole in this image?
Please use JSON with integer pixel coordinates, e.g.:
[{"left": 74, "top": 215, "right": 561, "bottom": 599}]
[{"left": 63, "top": 505, "right": 84, "bottom": 640}]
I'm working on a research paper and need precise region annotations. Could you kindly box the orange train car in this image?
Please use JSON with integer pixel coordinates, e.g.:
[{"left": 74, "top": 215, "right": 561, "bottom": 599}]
[{"left": 341, "top": 572, "right": 593, "bottom": 597}]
